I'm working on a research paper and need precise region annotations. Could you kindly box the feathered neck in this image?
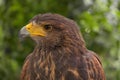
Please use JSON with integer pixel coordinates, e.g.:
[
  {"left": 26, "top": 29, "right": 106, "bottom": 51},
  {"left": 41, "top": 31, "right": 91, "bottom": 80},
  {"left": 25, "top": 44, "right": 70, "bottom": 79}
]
[{"left": 33, "top": 34, "right": 87, "bottom": 57}]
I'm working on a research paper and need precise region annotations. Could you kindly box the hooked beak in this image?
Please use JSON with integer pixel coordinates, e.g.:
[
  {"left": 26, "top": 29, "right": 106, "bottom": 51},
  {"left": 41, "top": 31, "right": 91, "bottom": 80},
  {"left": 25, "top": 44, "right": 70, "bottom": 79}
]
[
  {"left": 19, "top": 26, "right": 30, "bottom": 41},
  {"left": 19, "top": 22, "right": 47, "bottom": 41}
]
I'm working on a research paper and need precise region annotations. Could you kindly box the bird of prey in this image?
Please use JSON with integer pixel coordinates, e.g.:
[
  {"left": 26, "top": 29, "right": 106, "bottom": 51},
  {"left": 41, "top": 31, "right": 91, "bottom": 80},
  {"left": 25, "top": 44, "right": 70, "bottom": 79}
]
[{"left": 19, "top": 13, "right": 106, "bottom": 80}]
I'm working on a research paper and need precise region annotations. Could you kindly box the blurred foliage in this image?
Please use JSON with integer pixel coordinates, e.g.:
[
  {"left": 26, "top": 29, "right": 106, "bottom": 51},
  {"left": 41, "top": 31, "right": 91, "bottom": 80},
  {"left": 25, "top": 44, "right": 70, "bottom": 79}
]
[{"left": 0, "top": 0, "right": 120, "bottom": 80}]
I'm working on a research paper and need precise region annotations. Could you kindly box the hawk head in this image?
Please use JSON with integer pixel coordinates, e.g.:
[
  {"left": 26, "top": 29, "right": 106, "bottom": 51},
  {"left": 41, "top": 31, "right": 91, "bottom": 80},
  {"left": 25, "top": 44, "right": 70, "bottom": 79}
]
[{"left": 19, "top": 13, "right": 85, "bottom": 48}]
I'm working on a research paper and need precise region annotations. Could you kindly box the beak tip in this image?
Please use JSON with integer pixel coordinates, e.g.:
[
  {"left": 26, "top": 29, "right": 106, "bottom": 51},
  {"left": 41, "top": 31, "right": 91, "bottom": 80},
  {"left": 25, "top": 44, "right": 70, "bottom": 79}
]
[
  {"left": 19, "top": 26, "right": 30, "bottom": 41},
  {"left": 18, "top": 32, "right": 25, "bottom": 41}
]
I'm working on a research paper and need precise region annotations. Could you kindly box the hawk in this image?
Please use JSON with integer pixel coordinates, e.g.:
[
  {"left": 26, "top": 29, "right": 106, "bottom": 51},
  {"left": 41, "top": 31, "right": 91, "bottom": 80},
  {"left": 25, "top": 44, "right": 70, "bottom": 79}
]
[{"left": 19, "top": 13, "right": 106, "bottom": 80}]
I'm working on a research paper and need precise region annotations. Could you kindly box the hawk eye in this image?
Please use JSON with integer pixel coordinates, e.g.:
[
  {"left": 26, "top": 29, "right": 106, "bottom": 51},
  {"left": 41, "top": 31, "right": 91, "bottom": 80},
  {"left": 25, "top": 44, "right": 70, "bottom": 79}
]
[{"left": 44, "top": 25, "right": 52, "bottom": 31}]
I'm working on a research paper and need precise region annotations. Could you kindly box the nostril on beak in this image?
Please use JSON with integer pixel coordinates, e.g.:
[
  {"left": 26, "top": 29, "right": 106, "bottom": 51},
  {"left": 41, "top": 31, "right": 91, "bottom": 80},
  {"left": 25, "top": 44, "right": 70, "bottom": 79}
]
[{"left": 28, "top": 28, "right": 30, "bottom": 30}]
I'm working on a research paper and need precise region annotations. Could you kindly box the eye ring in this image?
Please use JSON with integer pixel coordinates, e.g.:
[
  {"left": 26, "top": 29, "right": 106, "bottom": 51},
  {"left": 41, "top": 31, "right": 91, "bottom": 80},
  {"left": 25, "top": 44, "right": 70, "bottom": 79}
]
[{"left": 44, "top": 25, "right": 53, "bottom": 31}]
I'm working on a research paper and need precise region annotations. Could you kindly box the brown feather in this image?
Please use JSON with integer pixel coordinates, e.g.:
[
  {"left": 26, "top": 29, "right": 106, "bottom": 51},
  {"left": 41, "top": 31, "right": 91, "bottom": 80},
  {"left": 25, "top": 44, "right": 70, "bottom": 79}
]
[{"left": 20, "top": 13, "right": 106, "bottom": 80}]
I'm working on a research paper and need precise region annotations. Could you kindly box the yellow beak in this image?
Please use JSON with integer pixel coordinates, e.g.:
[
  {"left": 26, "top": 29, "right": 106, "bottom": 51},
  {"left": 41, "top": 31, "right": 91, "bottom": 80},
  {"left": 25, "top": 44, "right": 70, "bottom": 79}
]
[
  {"left": 26, "top": 23, "right": 46, "bottom": 37},
  {"left": 19, "top": 23, "right": 46, "bottom": 40}
]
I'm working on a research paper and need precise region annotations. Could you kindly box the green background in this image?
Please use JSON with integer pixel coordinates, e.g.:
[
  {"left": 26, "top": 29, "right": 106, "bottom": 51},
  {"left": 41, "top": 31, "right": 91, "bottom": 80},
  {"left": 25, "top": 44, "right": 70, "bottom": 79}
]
[{"left": 0, "top": 0, "right": 120, "bottom": 80}]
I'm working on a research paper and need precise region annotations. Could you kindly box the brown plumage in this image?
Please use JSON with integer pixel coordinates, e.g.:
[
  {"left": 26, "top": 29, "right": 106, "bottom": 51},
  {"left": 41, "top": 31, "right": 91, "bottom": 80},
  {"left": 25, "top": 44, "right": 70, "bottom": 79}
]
[{"left": 19, "top": 13, "right": 106, "bottom": 80}]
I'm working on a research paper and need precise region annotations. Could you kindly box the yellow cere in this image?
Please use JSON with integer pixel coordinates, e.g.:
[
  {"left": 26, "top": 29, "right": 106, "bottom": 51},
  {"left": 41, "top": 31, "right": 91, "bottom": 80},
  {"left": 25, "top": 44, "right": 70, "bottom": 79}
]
[{"left": 26, "top": 23, "right": 46, "bottom": 37}]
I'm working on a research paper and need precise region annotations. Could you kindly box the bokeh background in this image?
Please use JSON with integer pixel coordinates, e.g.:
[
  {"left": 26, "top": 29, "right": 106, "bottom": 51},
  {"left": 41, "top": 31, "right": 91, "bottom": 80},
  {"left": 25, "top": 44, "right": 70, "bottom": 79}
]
[{"left": 0, "top": 0, "right": 120, "bottom": 80}]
